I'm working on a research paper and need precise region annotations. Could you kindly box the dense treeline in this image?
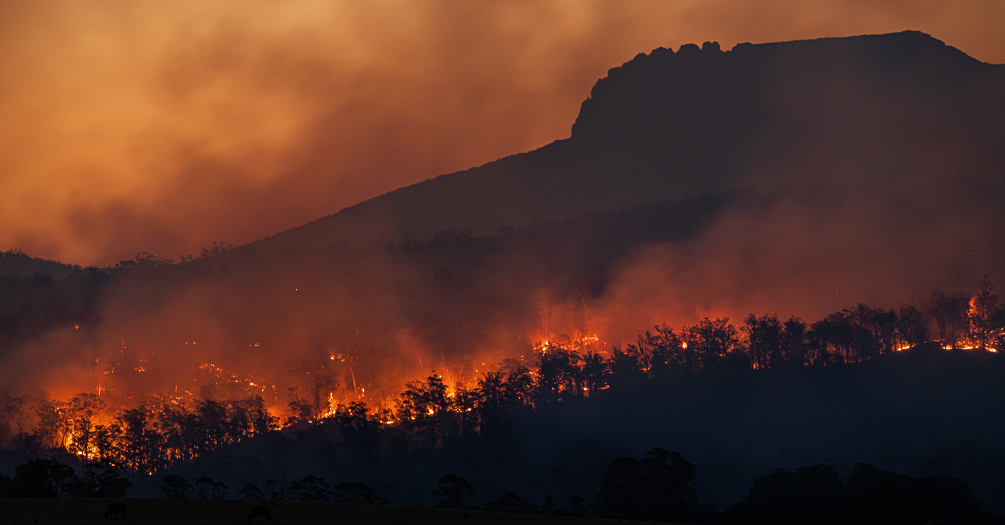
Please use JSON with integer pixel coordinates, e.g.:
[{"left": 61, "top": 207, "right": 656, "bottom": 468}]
[
  {"left": 582, "top": 449, "right": 1002, "bottom": 524},
  {"left": 5, "top": 449, "right": 1000, "bottom": 525},
  {"left": 1, "top": 393, "right": 276, "bottom": 473},
  {"left": 580, "top": 449, "right": 1001, "bottom": 524},
  {"left": 0, "top": 458, "right": 130, "bottom": 498},
  {"left": 725, "top": 462, "right": 996, "bottom": 525},
  {"left": 1, "top": 276, "right": 1003, "bottom": 476}
]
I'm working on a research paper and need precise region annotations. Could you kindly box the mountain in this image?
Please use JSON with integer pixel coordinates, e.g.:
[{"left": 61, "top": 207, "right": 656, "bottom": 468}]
[
  {"left": 253, "top": 30, "right": 1005, "bottom": 254},
  {"left": 3, "top": 31, "right": 1005, "bottom": 512}
]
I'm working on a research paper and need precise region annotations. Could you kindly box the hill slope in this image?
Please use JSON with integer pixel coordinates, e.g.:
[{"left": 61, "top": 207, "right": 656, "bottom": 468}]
[{"left": 254, "top": 30, "right": 1005, "bottom": 254}]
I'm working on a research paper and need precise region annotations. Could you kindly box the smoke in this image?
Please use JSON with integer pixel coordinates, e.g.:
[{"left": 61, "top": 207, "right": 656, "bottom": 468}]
[
  {"left": 1, "top": 1, "right": 1003, "bottom": 266},
  {"left": 591, "top": 49, "right": 1005, "bottom": 333}
]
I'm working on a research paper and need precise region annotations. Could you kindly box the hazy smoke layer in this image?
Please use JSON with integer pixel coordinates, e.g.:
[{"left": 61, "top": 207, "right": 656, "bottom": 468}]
[
  {"left": 2, "top": 0, "right": 1004, "bottom": 265},
  {"left": 3, "top": 31, "right": 1005, "bottom": 413}
]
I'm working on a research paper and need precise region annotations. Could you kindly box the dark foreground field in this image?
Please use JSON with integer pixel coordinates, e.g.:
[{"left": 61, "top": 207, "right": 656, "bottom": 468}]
[{"left": 0, "top": 499, "right": 669, "bottom": 525}]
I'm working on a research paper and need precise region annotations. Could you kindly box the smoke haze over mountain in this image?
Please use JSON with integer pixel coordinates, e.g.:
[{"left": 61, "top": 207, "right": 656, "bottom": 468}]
[{"left": 2, "top": 1, "right": 1004, "bottom": 265}]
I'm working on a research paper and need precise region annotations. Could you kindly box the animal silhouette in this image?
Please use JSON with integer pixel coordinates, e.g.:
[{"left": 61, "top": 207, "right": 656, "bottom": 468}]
[
  {"left": 104, "top": 503, "right": 127, "bottom": 519},
  {"left": 247, "top": 505, "right": 271, "bottom": 522}
]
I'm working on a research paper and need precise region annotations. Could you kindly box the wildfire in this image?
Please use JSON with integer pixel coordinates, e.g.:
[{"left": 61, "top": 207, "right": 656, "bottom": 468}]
[
  {"left": 10, "top": 284, "right": 1002, "bottom": 483},
  {"left": 940, "top": 342, "right": 1000, "bottom": 352}
]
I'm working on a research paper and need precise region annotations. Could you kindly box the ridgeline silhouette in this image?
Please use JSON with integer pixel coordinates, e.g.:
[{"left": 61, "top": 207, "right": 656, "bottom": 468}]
[{"left": 253, "top": 31, "right": 1004, "bottom": 252}]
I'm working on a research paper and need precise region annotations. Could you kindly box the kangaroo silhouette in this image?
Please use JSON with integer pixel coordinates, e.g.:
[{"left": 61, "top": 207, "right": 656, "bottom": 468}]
[
  {"left": 247, "top": 505, "right": 271, "bottom": 522},
  {"left": 104, "top": 503, "right": 127, "bottom": 519}
]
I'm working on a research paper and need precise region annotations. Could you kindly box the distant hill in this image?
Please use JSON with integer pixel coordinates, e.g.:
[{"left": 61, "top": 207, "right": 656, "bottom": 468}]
[
  {"left": 0, "top": 249, "right": 81, "bottom": 278},
  {"left": 253, "top": 31, "right": 1005, "bottom": 255}
]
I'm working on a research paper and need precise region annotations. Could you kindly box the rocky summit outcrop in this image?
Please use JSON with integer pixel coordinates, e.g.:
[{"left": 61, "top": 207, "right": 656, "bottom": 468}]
[{"left": 252, "top": 31, "right": 1005, "bottom": 254}]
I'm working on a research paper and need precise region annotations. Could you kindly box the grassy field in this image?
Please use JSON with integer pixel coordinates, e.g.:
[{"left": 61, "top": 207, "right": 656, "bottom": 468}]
[{"left": 0, "top": 499, "right": 672, "bottom": 525}]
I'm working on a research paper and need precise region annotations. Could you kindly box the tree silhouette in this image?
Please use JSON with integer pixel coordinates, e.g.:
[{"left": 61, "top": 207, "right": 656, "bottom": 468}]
[
  {"left": 286, "top": 387, "right": 315, "bottom": 428},
  {"left": 895, "top": 306, "right": 929, "bottom": 348},
  {"left": 568, "top": 492, "right": 586, "bottom": 517},
  {"left": 6, "top": 458, "right": 78, "bottom": 498},
  {"left": 871, "top": 308, "right": 899, "bottom": 355},
  {"left": 307, "top": 367, "right": 339, "bottom": 419},
  {"left": 294, "top": 475, "right": 329, "bottom": 501},
  {"left": 729, "top": 464, "right": 845, "bottom": 525},
  {"left": 485, "top": 491, "right": 538, "bottom": 513},
  {"left": 195, "top": 475, "right": 214, "bottom": 498},
  {"left": 811, "top": 311, "right": 856, "bottom": 363},
  {"left": 265, "top": 478, "right": 287, "bottom": 502},
  {"left": 744, "top": 314, "right": 783, "bottom": 370},
  {"left": 332, "top": 481, "right": 387, "bottom": 504},
  {"left": 846, "top": 463, "right": 982, "bottom": 525},
  {"left": 78, "top": 463, "right": 131, "bottom": 498},
  {"left": 32, "top": 399, "right": 68, "bottom": 449},
  {"left": 781, "top": 316, "right": 808, "bottom": 366},
  {"left": 971, "top": 276, "right": 999, "bottom": 351},
  {"left": 595, "top": 448, "right": 698, "bottom": 522},
  {"left": 929, "top": 291, "right": 971, "bottom": 350},
  {"left": 534, "top": 342, "right": 583, "bottom": 405},
  {"left": 238, "top": 483, "right": 265, "bottom": 500},
  {"left": 432, "top": 473, "right": 473, "bottom": 508},
  {"left": 640, "top": 448, "right": 699, "bottom": 522},
  {"left": 66, "top": 393, "right": 104, "bottom": 457},
  {"left": 580, "top": 351, "right": 608, "bottom": 394},
  {"left": 541, "top": 493, "right": 555, "bottom": 514},
  {"left": 627, "top": 325, "right": 686, "bottom": 380},
  {"left": 0, "top": 392, "right": 25, "bottom": 449},
  {"left": 157, "top": 474, "right": 193, "bottom": 499},
  {"left": 686, "top": 317, "right": 744, "bottom": 371},
  {"left": 396, "top": 373, "right": 451, "bottom": 441}
]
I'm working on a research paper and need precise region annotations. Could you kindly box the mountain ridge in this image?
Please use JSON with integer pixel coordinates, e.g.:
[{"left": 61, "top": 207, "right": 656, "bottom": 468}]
[{"left": 249, "top": 30, "right": 1005, "bottom": 256}]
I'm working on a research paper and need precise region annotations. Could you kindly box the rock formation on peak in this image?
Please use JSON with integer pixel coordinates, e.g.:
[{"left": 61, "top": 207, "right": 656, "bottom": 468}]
[{"left": 253, "top": 31, "right": 1004, "bottom": 258}]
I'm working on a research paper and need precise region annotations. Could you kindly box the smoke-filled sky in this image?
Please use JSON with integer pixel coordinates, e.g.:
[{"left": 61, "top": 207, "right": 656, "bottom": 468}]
[{"left": 2, "top": 0, "right": 1004, "bottom": 266}]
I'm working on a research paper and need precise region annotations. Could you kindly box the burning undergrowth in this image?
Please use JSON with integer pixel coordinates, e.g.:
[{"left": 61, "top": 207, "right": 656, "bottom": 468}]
[
  {"left": 1, "top": 186, "right": 1003, "bottom": 406},
  {"left": 1, "top": 250, "right": 1002, "bottom": 469}
]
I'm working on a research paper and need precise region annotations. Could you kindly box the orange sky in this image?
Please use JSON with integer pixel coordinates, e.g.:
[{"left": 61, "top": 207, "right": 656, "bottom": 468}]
[{"left": 2, "top": 0, "right": 1003, "bottom": 266}]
